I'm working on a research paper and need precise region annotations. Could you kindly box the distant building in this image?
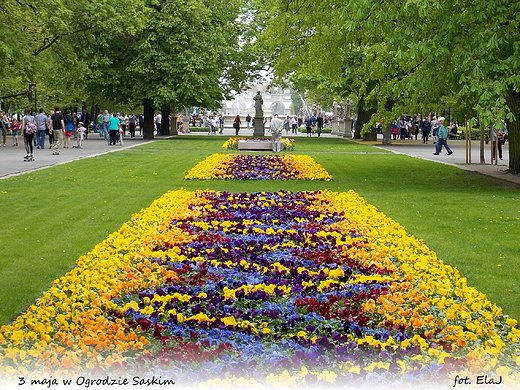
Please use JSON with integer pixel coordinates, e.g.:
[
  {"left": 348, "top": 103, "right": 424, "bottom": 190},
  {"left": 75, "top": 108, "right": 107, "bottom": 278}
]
[{"left": 221, "top": 84, "right": 294, "bottom": 118}]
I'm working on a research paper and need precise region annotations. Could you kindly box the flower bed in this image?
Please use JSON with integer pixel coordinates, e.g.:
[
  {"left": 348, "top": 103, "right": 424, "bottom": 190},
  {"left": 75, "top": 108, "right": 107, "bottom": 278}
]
[
  {"left": 0, "top": 191, "right": 520, "bottom": 387},
  {"left": 184, "top": 154, "right": 332, "bottom": 181},
  {"left": 0, "top": 189, "right": 519, "bottom": 388}
]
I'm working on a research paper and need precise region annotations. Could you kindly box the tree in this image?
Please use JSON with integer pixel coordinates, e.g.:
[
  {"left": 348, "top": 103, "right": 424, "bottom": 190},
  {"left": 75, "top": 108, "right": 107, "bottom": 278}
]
[
  {"left": 257, "top": 0, "right": 520, "bottom": 173},
  {"left": 81, "top": 0, "right": 250, "bottom": 138},
  {"left": 0, "top": 0, "right": 143, "bottom": 112},
  {"left": 254, "top": 0, "right": 433, "bottom": 141}
]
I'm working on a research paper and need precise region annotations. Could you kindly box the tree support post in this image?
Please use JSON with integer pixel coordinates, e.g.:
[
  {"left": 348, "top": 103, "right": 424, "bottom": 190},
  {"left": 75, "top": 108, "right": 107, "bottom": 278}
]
[{"left": 465, "top": 120, "right": 471, "bottom": 164}]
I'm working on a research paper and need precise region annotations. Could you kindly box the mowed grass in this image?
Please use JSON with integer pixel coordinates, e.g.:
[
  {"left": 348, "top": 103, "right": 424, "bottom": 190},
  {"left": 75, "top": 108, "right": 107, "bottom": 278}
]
[{"left": 0, "top": 135, "right": 518, "bottom": 325}]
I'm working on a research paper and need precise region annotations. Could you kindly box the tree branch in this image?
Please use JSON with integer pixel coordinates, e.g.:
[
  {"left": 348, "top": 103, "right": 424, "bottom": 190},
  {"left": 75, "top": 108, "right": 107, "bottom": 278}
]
[
  {"left": 13, "top": 0, "right": 37, "bottom": 14},
  {"left": 32, "top": 25, "right": 95, "bottom": 56},
  {"left": 0, "top": 89, "right": 31, "bottom": 99}
]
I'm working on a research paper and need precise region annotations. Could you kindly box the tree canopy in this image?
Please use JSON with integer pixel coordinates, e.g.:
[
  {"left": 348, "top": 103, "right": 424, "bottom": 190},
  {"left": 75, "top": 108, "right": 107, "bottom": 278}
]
[
  {"left": 255, "top": 0, "right": 520, "bottom": 173},
  {"left": 3, "top": 0, "right": 519, "bottom": 171},
  {"left": 0, "top": 0, "right": 254, "bottom": 119}
]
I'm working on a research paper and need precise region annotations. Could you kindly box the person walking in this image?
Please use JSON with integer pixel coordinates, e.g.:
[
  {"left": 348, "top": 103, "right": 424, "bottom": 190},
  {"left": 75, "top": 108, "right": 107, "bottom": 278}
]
[
  {"left": 270, "top": 114, "right": 284, "bottom": 152},
  {"left": 138, "top": 114, "right": 144, "bottom": 135},
  {"left": 47, "top": 110, "right": 54, "bottom": 148},
  {"left": 245, "top": 114, "right": 251, "bottom": 130},
  {"left": 233, "top": 115, "right": 241, "bottom": 136},
  {"left": 64, "top": 109, "right": 75, "bottom": 148},
  {"left": 35, "top": 109, "right": 48, "bottom": 149},
  {"left": 218, "top": 114, "right": 225, "bottom": 134},
  {"left": 50, "top": 106, "right": 65, "bottom": 155},
  {"left": 108, "top": 113, "right": 120, "bottom": 145},
  {"left": 128, "top": 112, "right": 137, "bottom": 138},
  {"left": 399, "top": 116, "right": 407, "bottom": 140},
  {"left": 11, "top": 119, "right": 20, "bottom": 146},
  {"left": 305, "top": 116, "right": 313, "bottom": 137},
  {"left": 0, "top": 112, "right": 10, "bottom": 146},
  {"left": 96, "top": 111, "right": 104, "bottom": 136},
  {"left": 316, "top": 113, "right": 324, "bottom": 137},
  {"left": 21, "top": 108, "right": 37, "bottom": 161},
  {"left": 284, "top": 115, "right": 290, "bottom": 135},
  {"left": 433, "top": 117, "right": 453, "bottom": 156},
  {"left": 291, "top": 116, "right": 298, "bottom": 134},
  {"left": 75, "top": 122, "right": 86, "bottom": 148},
  {"left": 120, "top": 113, "right": 128, "bottom": 136},
  {"left": 102, "top": 110, "right": 111, "bottom": 140},
  {"left": 421, "top": 117, "right": 431, "bottom": 144},
  {"left": 154, "top": 112, "right": 162, "bottom": 135},
  {"left": 492, "top": 122, "right": 507, "bottom": 160}
]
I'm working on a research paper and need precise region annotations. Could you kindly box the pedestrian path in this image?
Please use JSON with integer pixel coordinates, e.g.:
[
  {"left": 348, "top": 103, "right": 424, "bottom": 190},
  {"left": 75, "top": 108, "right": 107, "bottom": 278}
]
[
  {"left": 362, "top": 137, "right": 520, "bottom": 187},
  {"left": 1, "top": 130, "right": 518, "bottom": 188},
  {"left": 0, "top": 134, "right": 151, "bottom": 179}
]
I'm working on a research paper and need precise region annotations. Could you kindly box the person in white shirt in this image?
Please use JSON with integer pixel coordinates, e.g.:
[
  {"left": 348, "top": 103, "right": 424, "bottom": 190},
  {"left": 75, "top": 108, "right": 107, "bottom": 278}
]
[
  {"left": 154, "top": 112, "right": 162, "bottom": 135},
  {"left": 291, "top": 116, "right": 298, "bottom": 134},
  {"left": 270, "top": 114, "right": 284, "bottom": 152}
]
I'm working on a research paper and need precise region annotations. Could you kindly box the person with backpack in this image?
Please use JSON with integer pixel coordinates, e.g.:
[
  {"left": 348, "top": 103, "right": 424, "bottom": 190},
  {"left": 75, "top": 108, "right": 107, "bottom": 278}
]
[
  {"left": 421, "top": 117, "right": 432, "bottom": 144},
  {"left": 21, "top": 108, "right": 37, "bottom": 161},
  {"left": 63, "top": 110, "right": 75, "bottom": 149}
]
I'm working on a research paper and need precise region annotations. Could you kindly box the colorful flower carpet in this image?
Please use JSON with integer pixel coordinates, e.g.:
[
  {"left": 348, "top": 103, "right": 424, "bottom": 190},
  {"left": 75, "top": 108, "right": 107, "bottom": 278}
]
[
  {"left": 1, "top": 189, "right": 519, "bottom": 388},
  {"left": 184, "top": 154, "right": 332, "bottom": 181}
]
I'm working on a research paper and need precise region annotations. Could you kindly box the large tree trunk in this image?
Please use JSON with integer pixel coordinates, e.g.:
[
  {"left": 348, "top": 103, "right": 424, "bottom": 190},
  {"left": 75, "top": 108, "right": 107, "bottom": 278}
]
[
  {"left": 353, "top": 99, "right": 376, "bottom": 140},
  {"left": 382, "top": 124, "right": 393, "bottom": 145},
  {"left": 506, "top": 91, "right": 520, "bottom": 174},
  {"left": 161, "top": 107, "right": 171, "bottom": 135},
  {"left": 143, "top": 98, "right": 155, "bottom": 139},
  {"left": 382, "top": 99, "right": 395, "bottom": 145}
]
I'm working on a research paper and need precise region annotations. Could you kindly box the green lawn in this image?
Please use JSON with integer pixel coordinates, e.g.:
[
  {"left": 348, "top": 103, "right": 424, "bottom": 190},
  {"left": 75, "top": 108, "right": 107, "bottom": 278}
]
[{"left": 0, "top": 135, "right": 518, "bottom": 324}]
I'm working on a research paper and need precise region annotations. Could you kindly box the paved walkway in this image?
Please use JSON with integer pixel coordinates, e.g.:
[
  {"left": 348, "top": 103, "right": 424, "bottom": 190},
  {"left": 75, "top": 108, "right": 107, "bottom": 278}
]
[
  {"left": 0, "top": 134, "right": 152, "bottom": 179},
  {"left": 363, "top": 136, "right": 520, "bottom": 187},
  {"left": 1, "top": 130, "right": 518, "bottom": 188}
]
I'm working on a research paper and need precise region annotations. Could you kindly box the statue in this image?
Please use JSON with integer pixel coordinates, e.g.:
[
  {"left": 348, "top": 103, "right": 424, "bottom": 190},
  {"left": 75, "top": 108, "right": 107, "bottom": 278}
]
[
  {"left": 338, "top": 100, "right": 345, "bottom": 120},
  {"left": 345, "top": 98, "right": 353, "bottom": 118},
  {"left": 332, "top": 100, "right": 339, "bottom": 119},
  {"left": 253, "top": 91, "right": 263, "bottom": 117}
]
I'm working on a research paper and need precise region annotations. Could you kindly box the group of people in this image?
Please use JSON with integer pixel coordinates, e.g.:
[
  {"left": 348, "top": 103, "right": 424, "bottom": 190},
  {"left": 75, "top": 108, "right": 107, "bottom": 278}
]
[
  {"left": 205, "top": 114, "right": 226, "bottom": 135},
  {"left": 0, "top": 108, "right": 188, "bottom": 160},
  {"left": 0, "top": 106, "right": 138, "bottom": 160},
  {"left": 387, "top": 114, "right": 508, "bottom": 159},
  {"left": 0, "top": 106, "right": 90, "bottom": 160},
  {"left": 191, "top": 111, "right": 333, "bottom": 137},
  {"left": 94, "top": 111, "right": 141, "bottom": 139},
  {"left": 388, "top": 115, "right": 454, "bottom": 155}
]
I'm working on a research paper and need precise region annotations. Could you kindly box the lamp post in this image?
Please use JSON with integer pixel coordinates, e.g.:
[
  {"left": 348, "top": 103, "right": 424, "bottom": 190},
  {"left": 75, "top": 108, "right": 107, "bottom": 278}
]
[{"left": 30, "top": 83, "right": 37, "bottom": 113}]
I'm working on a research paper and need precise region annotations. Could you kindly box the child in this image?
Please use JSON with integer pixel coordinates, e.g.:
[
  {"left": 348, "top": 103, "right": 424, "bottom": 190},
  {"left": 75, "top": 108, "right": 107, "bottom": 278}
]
[
  {"left": 10, "top": 119, "right": 20, "bottom": 146},
  {"left": 74, "top": 122, "right": 86, "bottom": 148}
]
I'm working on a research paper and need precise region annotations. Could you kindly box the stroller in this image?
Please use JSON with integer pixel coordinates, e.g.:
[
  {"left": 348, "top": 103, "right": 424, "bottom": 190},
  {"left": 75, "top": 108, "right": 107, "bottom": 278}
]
[{"left": 108, "top": 128, "right": 124, "bottom": 145}]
